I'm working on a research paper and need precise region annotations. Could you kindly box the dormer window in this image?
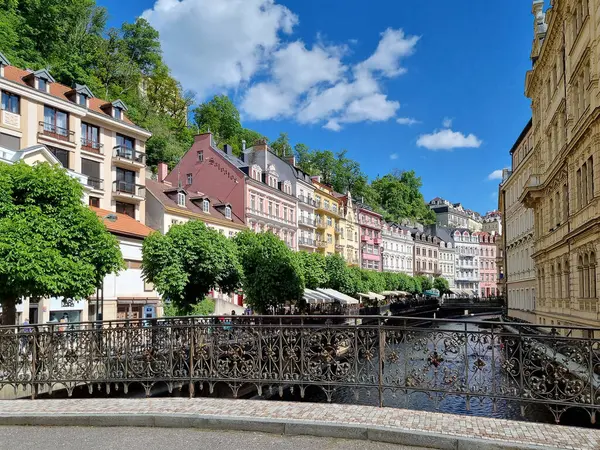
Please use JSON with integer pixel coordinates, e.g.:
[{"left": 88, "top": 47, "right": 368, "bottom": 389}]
[
  {"left": 197, "top": 151, "right": 203, "bottom": 162},
  {"left": 186, "top": 173, "right": 193, "bottom": 185},
  {"left": 225, "top": 206, "right": 232, "bottom": 219},
  {"left": 177, "top": 192, "right": 186, "bottom": 207},
  {"left": 0, "top": 52, "right": 10, "bottom": 77},
  {"left": 114, "top": 108, "right": 122, "bottom": 120},
  {"left": 78, "top": 94, "right": 87, "bottom": 106},
  {"left": 38, "top": 78, "right": 47, "bottom": 92},
  {"left": 202, "top": 199, "right": 210, "bottom": 213}
]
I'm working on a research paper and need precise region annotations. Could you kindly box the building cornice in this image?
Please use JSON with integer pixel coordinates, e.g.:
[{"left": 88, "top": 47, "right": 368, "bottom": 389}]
[{"left": 164, "top": 205, "right": 247, "bottom": 230}]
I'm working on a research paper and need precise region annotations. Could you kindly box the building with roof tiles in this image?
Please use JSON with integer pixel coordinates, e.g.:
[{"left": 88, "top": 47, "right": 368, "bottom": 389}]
[
  {"left": 335, "top": 192, "right": 360, "bottom": 265},
  {"left": 411, "top": 229, "right": 440, "bottom": 279},
  {"left": 0, "top": 54, "right": 151, "bottom": 222},
  {"left": 475, "top": 231, "right": 498, "bottom": 297},
  {"left": 0, "top": 54, "right": 159, "bottom": 324},
  {"left": 426, "top": 225, "right": 456, "bottom": 291},
  {"left": 429, "top": 197, "right": 483, "bottom": 232}
]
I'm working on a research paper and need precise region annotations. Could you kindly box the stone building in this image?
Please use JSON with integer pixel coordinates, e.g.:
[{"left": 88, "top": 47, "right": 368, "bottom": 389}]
[
  {"left": 482, "top": 211, "right": 503, "bottom": 235},
  {"left": 520, "top": 0, "right": 600, "bottom": 330},
  {"left": 411, "top": 230, "right": 440, "bottom": 279},
  {"left": 500, "top": 120, "right": 537, "bottom": 322}
]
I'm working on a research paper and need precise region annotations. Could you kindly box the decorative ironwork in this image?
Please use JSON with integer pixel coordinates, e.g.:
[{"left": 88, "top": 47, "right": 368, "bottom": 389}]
[{"left": 0, "top": 316, "right": 599, "bottom": 423}]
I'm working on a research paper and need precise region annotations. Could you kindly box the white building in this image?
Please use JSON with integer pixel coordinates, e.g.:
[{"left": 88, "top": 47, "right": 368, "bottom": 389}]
[
  {"left": 382, "top": 223, "right": 414, "bottom": 276},
  {"left": 438, "top": 240, "right": 456, "bottom": 289},
  {"left": 453, "top": 229, "right": 480, "bottom": 296}
]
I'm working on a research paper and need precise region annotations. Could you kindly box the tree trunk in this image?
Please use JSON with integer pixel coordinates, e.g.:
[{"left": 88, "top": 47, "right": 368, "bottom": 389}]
[{"left": 1, "top": 296, "right": 17, "bottom": 325}]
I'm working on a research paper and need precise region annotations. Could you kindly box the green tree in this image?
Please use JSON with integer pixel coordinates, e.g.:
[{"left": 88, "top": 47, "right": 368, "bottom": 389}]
[
  {"left": 433, "top": 277, "right": 450, "bottom": 295},
  {"left": 371, "top": 170, "right": 436, "bottom": 224},
  {"left": 415, "top": 275, "right": 433, "bottom": 292},
  {"left": 234, "top": 231, "right": 304, "bottom": 313},
  {"left": 193, "top": 95, "right": 242, "bottom": 148},
  {"left": 121, "top": 17, "right": 161, "bottom": 75},
  {"left": 163, "top": 297, "right": 215, "bottom": 317},
  {"left": 295, "top": 251, "right": 328, "bottom": 289},
  {"left": 270, "top": 132, "right": 293, "bottom": 157},
  {"left": 142, "top": 220, "right": 241, "bottom": 312},
  {"left": 0, "top": 162, "right": 123, "bottom": 325},
  {"left": 324, "top": 254, "right": 355, "bottom": 296}
]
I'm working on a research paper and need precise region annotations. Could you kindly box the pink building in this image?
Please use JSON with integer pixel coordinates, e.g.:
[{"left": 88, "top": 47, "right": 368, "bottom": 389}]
[
  {"left": 357, "top": 203, "right": 383, "bottom": 271},
  {"left": 476, "top": 232, "right": 498, "bottom": 297}
]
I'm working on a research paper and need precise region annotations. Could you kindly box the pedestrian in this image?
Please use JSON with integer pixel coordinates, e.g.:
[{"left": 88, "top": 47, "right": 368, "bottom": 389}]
[{"left": 20, "top": 319, "right": 31, "bottom": 353}]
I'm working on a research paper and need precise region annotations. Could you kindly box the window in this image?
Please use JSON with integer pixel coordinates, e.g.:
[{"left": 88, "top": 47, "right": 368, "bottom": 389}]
[
  {"left": 116, "top": 201, "right": 135, "bottom": 219},
  {"left": 177, "top": 192, "right": 185, "bottom": 207},
  {"left": 43, "top": 106, "right": 69, "bottom": 137},
  {"left": 250, "top": 195, "right": 256, "bottom": 210},
  {"left": 116, "top": 168, "right": 136, "bottom": 193},
  {"left": 116, "top": 134, "right": 134, "bottom": 149},
  {"left": 197, "top": 151, "right": 204, "bottom": 162},
  {"left": 81, "top": 158, "right": 101, "bottom": 189},
  {"left": 229, "top": 231, "right": 235, "bottom": 238},
  {"left": 1, "top": 91, "right": 19, "bottom": 114},
  {"left": 38, "top": 78, "right": 47, "bottom": 92},
  {"left": 203, "top": 199, "right": 210, "bottom": 213},
  {"left": 88, "top": 197, "right": 100, "bottom": 208},
  {"left": 327, "top": 234, "right": 332, "bottom": 244},
  {"left": 78, "top": 94, "right": 87, "bottom": 106},
  {"left": 81, "top": 122, "right": 100, "bottom": 150},
  {"left": 114, "top": 108, "right": 122, "bottom": 120},
  {"left": 48, "top": 146, "right": 70, "bottom": 168},
  {"left": 0, "top": 132, "right": 20, "bottom": 150},
  {"left": 225, "top": 206, "right": 232, "bottom": 219},
  {"left": 186, "top": 173, "right": 193, "bottom": 185}
]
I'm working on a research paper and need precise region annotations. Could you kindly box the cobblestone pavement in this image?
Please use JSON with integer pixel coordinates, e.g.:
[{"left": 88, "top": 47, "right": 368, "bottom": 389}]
[
  {"left": 0, "top": 398, "right": 599, "bottom": 449},
  {"left": 0, "top": 426, "right": 423, "bottom": 450}
]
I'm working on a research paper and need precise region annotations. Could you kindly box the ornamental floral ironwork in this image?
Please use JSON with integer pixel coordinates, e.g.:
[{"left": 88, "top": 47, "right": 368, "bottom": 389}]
[{"left": 0, "top": 316, "right": 599, "bottom": 423}]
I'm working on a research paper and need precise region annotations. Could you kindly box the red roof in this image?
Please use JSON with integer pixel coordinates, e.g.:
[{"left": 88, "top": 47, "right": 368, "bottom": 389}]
[
  {"left": 3, "top": 65, "right": 135, "bottom": 125},
  {"left": 91, "top": 207, "right": 154, "bottom": 239}
]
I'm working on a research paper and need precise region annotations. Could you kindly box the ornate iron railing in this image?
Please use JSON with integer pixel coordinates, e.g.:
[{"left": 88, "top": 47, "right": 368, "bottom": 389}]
[{"left": 1, "top": 316, "right": 599, "bottom": 423}]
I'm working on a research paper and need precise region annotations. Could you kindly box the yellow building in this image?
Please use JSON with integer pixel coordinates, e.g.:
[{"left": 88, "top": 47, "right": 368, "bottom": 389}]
[
  {"left": 312, "top": 177, "right": 343, "bottom": 256},
  {"left": 521, "top": 0, "right": 600, "bottom": 331},
  {"left": 335, "top": 191, "right": 360, "bottom": 265}
]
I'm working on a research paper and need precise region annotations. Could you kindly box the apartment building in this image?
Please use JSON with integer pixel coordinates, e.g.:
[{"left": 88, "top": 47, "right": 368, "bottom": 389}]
[
  {"left": 412, "top": 230, "right": 440, "bottom": 278},
  {"left": 381, "top": 223, "right": 414, "bottom": 276},
  {"left": 520, "top": 0, "right": 600, "bottom": 330},
  {"left": 452, "top": 229, "right": 480, "bottom": 296},
  {"left": 0, "top": 54, "right": 156, "bottom": 323},
  {"left": 476, "top": 232, "right": 498, "bottom": 297},
  {"left": 312, "top": 177, "right": 343, "bottom": 256},
  {"left": 335, "top": 192, "right": 360, "bottom": 265},
  {"left": 501, "top": 120, "right": 536, "bottom": 322},
  {"left": 357, "top": 203, "right": 383, "bottom": 271}
]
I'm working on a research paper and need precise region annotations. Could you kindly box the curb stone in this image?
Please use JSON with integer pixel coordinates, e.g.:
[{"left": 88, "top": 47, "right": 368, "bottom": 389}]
[{"left": 0, "top": 413, "right": 557, "bottom": 450}]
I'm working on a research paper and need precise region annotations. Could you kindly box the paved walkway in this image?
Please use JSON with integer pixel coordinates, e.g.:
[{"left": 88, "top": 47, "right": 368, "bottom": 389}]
[
  {"left": 0, "top": 398, "right": 599, "bottom": 449},
  {"left": 0, "top": 426, "right": 423, "bottom": 450}
]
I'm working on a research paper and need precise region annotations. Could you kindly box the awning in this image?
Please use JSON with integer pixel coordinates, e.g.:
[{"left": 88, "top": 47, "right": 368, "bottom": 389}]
[
  {"left": 303, "top": 288, "right": 335, "bottom": 304},
  {"left": 358, "top": 292, "right": 374, "bottom": 300},
  {"left": 317, "top": 288, "right": 359, "bottom": 305},
  {"left": 369, "top": 292, "right": 385, "bottom": 301}
]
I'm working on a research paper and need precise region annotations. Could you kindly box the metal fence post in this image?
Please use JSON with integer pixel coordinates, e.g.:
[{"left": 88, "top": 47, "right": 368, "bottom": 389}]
[
  {"left": 189, "top": 319, "right": 195, "bottom": 398},
  {"left": 378, "top": 317, "right": 384, "bottom": 407}
]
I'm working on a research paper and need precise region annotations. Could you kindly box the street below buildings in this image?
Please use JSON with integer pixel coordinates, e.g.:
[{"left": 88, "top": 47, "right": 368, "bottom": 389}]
[{"left": 0, "top": 426, "right": 424, "bottom": 450}]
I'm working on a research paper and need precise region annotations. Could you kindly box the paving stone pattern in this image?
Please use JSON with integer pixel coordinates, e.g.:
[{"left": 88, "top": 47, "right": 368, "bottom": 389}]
[{"left": 0, "top": 398, "right": 599, "bottom": 449}]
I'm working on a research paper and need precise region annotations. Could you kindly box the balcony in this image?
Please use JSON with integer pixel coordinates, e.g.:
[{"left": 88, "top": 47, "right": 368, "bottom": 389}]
[
  {"left": 298, "top": 216, "right": 316, "bottom": 228},
  {"left": 335, "top": 244, "right": 344, "bottom": 252},
  {"left": 373, "top": 237, "right": 382, "bottom": 246},
  {"left": 520, "top": 173, "right": 543, "bottom": 208},
  {"left": 315, "top": 220, "right": 326, "bottom": 229},
  {"left": 112, "top": 180, "right": 145, "bottom": 201},
  {"left": 297, "top": 195, "right": 316, "bottom": 207},
  {"left": 298, "top": 237, "right": 317, "bottom": 248},
  {"left": 81, "top": 138, "right": 104, "bottom": 155},
  {"left": 334, "top": 225, "right": 342, "bottom": 234},
  {"left": 112, "top": 146, "right": 146, "bottom": 169},
  {"left": 38, "top": 121, "right": 75, "bottom": 145},
  {"left": 245, "top": 207, "right": 296, "bottom": 226},
  {"left": 316, "top": 240, "right": 327, "bottom": 249},
  {"left": 85, "top": 177, "right": 104, "bottom": 191}
]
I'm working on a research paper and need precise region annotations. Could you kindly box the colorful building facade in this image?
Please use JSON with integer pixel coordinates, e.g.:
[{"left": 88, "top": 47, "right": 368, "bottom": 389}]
[
  {"left": 357, "top": 204, "right": 383, "bottom": 271},
  {"left": 312, "top": 177, "right": 343, "bottom": 256}
]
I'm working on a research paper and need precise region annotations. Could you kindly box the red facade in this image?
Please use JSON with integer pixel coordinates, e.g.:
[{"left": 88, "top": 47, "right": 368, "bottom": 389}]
[{"left": 164, "top": 134, "right": 246, "bottom": 223}]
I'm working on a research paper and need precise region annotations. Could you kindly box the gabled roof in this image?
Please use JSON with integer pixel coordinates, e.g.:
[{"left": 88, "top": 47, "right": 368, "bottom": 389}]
[
  {"left": 91, "top": 207, "right": 154, "bottom": 239},
  {"left": 70, "top": 83, "right": 94, "bottom": 98},
  {"left": 111, "top": 99, "right": 128, "bottom": 111},
  {"left": 145, "top": 179, "right": 245, "bottom": 226},
  {"left": 23, "top": 68, "right": 55, "bottom": 83}
]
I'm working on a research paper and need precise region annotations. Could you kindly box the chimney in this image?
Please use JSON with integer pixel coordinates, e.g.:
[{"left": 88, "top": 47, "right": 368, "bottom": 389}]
[
  {"left": 254, "top": 138, "right": 268, "bottom": 152},
  {"left": 224, "top": 144, "right": 233, "bottom": 155},
  {"left": 158, "top": 162, "right": 168, "bottom": 183},
  {"left": 311, "top": 175, "right": 321, "bottom": 183},
  {"left": 284, "top": 154, "right": 296, "bottom": 166}
]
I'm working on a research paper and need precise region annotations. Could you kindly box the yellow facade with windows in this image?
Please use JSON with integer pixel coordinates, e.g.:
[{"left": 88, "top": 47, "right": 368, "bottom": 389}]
[
  {"left": 312, "top": 179, "right": 343, "bottom": 256},
  {"left": 521, "top": 0, "right": 600, "bottom": 331}
]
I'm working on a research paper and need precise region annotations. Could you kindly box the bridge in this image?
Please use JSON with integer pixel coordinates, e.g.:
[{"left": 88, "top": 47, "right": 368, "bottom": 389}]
[{"left": 0, "top": 315, "right": 599, "bottom": 425}]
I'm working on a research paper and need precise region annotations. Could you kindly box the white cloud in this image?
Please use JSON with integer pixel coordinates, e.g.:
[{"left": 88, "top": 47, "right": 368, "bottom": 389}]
[
  {"left": 390, "top": 153, "right": 399, "bottom": 160},
  {"left": 416, "top": 129, "right": 482, "bottom": 151},
  {"left": 145, "top": 1, "right": 418, "bottom": 130},
  {"left": 442, "top": 117, "right": 453, "bottom": 128},
  {"left": 397, "top": 117, "right": 419, "bottom": 125},
  {"left": 323, "top": 119, "right": 342, "bottom": 131},
  {"left": 142, "top": 0, "right": 297, "bottom": 98},
  {"left": 355, "top": 28, "right": 419, "bottom": 77},
  {"left": 487, "top": 169, "right": 503, "bottom": 181}
]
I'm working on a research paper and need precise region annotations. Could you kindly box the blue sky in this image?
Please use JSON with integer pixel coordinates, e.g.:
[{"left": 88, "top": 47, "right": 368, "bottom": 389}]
[{"left": 98, "top": 0, "right": 533, "bottom": 214}]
